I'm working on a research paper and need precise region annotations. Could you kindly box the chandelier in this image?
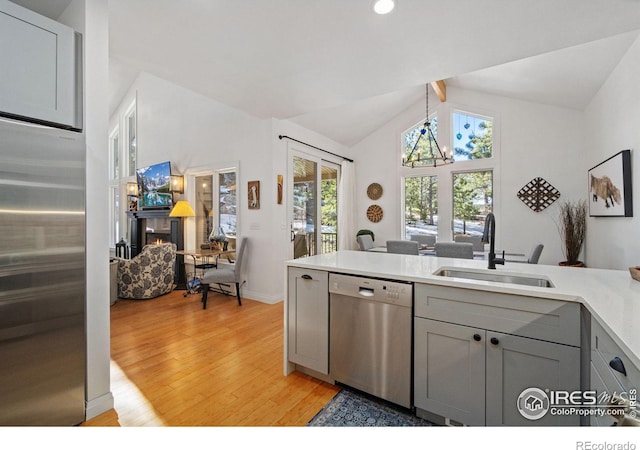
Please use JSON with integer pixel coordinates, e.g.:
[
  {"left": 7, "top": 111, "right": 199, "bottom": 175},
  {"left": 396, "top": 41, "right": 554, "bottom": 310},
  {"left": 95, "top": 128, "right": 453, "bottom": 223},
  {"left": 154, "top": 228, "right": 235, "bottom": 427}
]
[{"left": 402, "top": 83, "right": 454, "bottom": 168}]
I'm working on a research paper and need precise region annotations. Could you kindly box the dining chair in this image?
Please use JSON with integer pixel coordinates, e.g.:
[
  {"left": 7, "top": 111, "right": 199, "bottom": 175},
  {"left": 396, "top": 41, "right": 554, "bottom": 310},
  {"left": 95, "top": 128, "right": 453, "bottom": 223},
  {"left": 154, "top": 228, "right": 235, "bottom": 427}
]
[
  {"left": 434, "top": 242, "right": 474, "bottom": 259},
  {"left": 527, "top": 243, "right": 544, "bottom": 264},
  {"left": 386, "top": 240, "right": 419, "bottom": 255},
  {"left": 453, "top": 234, "right": 485, "bottom": 252},
  {"left": 408, "top": 234, "right": 436, "bottom": 248},
  {"left": 200, "top": 238, "right": 247, "bottom": 309},
  {"left": 357, "top": 234, "right": 375, "bottom": 251}
]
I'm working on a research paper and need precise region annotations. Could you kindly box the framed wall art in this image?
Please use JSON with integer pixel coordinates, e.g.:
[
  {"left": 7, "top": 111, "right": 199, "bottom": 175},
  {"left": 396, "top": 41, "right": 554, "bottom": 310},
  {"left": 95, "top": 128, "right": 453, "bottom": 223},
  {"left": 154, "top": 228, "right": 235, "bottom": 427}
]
[
  {"left": 248, "top": 180, "right": 260, "bottom": 210},
  {"left": 588, "top": 149, "right": 632, "bottom": 217}
]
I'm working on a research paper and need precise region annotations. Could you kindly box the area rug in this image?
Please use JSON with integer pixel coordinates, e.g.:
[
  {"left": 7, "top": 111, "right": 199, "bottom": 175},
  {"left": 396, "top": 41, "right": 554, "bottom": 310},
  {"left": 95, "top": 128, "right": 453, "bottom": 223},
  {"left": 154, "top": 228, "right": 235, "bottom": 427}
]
[{"left": 307, "top": 387, "right": 433, "bottom": 427}]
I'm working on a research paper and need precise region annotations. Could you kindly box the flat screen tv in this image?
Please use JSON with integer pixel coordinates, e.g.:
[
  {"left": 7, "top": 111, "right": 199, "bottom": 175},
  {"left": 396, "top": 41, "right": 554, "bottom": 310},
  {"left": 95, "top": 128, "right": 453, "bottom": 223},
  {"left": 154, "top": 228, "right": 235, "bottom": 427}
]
[{"left": 136, "top": 161, "right": 173, "bottom": 209}]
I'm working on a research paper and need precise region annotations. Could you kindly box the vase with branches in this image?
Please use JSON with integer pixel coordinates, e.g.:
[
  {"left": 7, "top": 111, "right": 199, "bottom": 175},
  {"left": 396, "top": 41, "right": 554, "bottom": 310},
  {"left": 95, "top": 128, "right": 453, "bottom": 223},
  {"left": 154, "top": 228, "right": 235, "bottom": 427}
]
[{"left": 558, "top": 200, "right": 587, "bottom": 266}]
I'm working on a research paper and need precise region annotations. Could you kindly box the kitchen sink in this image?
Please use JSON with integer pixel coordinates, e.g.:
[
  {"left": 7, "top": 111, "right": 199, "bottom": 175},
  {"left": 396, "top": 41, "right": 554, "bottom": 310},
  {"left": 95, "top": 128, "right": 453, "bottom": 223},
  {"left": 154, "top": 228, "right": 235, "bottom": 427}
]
[{"left": 433, "top": 267, "right": 554, "bottom": 288}]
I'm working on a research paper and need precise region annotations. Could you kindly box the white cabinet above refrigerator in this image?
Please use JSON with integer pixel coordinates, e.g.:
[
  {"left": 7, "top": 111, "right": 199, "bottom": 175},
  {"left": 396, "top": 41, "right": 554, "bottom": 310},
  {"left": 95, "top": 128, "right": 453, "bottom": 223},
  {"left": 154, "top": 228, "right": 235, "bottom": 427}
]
[{"left": 0, "top": 0, "right": 81, "bottom": 130}]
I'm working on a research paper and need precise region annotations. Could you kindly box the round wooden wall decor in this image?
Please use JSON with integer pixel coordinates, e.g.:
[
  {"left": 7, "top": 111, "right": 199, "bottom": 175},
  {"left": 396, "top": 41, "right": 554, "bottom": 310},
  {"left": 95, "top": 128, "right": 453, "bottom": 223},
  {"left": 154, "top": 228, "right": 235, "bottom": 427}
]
[
  {"left": 366, "top": 204, "right": 384, "bottom": 223},
  {"left": 367, "top": 183, "right": 383, "bottom": 200}
]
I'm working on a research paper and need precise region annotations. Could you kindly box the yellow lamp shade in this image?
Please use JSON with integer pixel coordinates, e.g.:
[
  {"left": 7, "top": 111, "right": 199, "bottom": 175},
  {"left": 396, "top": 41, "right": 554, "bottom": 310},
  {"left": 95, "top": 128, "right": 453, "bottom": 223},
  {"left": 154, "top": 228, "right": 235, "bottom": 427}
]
[{"left": 169, "top": 200, "right": 195, "bottom": 217}]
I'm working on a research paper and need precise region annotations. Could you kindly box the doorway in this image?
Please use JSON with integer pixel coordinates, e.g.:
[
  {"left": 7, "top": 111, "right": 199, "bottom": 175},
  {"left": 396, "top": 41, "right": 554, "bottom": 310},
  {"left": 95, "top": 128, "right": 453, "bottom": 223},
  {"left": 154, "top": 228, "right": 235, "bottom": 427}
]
[{"left": 289, "top": 152, "right": 339, "bottom": 259}]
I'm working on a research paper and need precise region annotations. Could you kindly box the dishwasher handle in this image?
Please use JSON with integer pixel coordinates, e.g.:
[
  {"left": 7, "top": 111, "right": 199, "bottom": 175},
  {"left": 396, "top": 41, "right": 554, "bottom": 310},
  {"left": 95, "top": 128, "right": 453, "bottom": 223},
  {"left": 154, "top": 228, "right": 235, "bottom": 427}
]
[{"left": 359, "top": 287, "right": 375, "bottom": 297}]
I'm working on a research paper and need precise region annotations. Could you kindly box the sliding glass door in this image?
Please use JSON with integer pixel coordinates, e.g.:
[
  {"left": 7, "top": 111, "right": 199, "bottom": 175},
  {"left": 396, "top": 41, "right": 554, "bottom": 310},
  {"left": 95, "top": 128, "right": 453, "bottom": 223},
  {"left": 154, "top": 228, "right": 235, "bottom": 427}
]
[{"left": 289, "top": 152, "right": 339, "bottom": 259}]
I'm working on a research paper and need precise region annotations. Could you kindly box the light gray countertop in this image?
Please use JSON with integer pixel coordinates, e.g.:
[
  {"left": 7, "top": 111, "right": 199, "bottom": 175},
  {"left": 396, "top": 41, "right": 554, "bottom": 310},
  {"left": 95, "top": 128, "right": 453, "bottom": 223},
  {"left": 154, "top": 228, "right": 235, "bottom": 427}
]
[{"left": 286, "top": 250, "right": 640, "bottom": 369}]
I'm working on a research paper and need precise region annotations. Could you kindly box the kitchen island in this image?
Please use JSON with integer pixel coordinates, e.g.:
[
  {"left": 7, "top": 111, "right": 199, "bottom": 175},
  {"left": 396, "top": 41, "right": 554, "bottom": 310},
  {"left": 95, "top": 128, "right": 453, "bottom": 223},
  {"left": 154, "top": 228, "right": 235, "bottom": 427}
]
[{"left": 284, "top": 250, "right": 640, "bottom": 426}]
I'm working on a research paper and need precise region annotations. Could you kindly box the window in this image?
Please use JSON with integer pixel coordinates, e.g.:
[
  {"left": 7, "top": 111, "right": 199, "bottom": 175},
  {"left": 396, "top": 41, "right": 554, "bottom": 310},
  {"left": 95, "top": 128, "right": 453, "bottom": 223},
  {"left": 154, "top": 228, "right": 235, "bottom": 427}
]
[
  {"left": 401, "top": 106, "right": 497, "bottom": 242},
  {"left": 452, "top": 171, "right": 493, "bottom": 236},
  {"left": 404, "top": 175, "right": 438, "bottom": 238},
  {"left": 109, "top": 186, "right": 120, "bottom": 247},
  {"left": 110, "top": 129, "right": 119, "bottom": 181},
  {"left": 193, "top": 170, "right": 237, "bottom": 246},
  {"left": 195, "top": 175, "right": 213, "bottom": 244},
  {"left": 125, "top": 100, "right": 137, "bottom": 177},
  {"left": 108, "top": 127, "right": 121, "bottom": 247},
  {"left": 402, "top": 116, "right": 438, "bottom": 168},
  {"left": 218, "top": 170, "right": 237, "bottom": 239},
  {"left": 452, "top": 111, "right": 492, "bottom": 161},
  {"left": 321, "top": 165, "right": 338, "bottom": 253}
]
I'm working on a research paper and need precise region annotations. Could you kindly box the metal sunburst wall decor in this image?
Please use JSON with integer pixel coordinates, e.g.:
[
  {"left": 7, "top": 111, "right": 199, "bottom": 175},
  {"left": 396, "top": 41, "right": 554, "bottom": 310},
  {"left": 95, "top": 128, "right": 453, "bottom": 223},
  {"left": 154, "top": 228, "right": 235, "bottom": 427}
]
[{"left": 517, "top": 177, "right": 561, "bottom": 212}]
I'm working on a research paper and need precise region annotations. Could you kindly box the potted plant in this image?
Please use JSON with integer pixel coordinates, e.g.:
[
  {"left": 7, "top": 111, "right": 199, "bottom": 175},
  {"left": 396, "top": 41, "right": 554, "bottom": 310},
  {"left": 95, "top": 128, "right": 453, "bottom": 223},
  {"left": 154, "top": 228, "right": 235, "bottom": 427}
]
[
  {"left": 558, "top": 200, "right": 587, "bottom": 267},
  {"left": 356, "top": 229, "right": 375, "bottom": 242}
]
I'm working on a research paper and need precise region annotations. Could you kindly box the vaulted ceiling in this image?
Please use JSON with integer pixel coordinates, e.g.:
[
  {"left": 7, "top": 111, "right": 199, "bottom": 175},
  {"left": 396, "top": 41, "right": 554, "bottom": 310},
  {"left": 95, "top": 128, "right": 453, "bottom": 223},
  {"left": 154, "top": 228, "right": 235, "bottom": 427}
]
[{"left": 12, "top": 0, "right": 640, "bottom": 147}]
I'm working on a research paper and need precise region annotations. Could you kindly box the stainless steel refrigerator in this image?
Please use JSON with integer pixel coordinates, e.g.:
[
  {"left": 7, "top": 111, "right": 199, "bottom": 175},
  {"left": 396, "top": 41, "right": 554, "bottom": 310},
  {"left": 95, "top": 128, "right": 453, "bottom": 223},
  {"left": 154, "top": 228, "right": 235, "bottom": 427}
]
[{"left": 0, "top": 118, "right": 86, "bottom": 425}]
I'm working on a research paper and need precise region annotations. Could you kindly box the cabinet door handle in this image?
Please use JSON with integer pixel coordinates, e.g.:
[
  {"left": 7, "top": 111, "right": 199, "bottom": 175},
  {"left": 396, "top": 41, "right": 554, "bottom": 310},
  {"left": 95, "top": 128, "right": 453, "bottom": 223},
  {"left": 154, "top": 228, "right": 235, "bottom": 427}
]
[
  {"left": 609, "top": 356, "right": 627, "bottom": 376},
  {"left": 490, "top": 337, "right": 499, "bottom": 346},
  {"left": 301, "top": 274, "right": 313, "bottom": 280},
  {"left": 473, "top": 334, "right": 481, "bottom": 342}
]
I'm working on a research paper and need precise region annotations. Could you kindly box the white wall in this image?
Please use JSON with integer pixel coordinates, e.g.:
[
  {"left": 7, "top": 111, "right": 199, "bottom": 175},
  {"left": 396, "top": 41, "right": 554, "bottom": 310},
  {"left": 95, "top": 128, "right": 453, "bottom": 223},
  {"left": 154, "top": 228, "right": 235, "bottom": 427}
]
[
  {"left": 352, "top": 86, "right": 585, "bottom": 265},
  {"left": 59, "top": 0, "right": 113, "bottom": 419},
  {"left": 584, "top": 35, "right": 640, "bottom": 270}
]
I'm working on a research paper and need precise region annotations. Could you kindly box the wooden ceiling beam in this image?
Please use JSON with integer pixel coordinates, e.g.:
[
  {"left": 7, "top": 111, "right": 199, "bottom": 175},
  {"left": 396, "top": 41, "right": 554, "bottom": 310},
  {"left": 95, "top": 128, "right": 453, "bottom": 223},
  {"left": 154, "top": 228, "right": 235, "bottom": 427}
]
[{"left": 430, "top": 80, "right": 446, "bottom": 103}]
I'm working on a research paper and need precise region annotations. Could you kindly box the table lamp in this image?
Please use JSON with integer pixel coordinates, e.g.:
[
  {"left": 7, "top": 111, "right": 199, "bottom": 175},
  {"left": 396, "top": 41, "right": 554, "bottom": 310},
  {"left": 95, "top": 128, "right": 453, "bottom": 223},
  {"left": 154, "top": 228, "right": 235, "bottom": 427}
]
[{"left": 169, "top": 200, "right": 195, "bottom": 218}]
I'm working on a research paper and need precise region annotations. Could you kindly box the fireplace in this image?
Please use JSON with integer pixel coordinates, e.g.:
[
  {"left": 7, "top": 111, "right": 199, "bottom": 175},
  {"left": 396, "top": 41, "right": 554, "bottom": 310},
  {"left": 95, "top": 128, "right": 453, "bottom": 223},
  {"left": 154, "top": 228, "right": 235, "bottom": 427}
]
[
  {"left": 126, "top": 209, "right": 186, "bottom": 286},
  {"left": 127, "top": 209, "right": 184, "bottom": 256}
]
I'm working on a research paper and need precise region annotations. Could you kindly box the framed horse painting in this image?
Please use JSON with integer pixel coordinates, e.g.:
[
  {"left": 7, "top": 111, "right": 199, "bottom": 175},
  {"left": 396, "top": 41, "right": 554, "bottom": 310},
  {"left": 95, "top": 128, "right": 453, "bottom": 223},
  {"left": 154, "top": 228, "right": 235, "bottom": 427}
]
[{"left": 588, "top": 149, "right": 632, "bottom": 217}]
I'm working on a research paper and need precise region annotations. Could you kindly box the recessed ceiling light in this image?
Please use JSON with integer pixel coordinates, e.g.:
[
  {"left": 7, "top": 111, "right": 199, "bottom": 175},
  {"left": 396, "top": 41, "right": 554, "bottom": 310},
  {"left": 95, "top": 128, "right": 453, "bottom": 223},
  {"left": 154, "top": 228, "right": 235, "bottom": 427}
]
[{"left": 373, "top": 0, "right": 395, "bottom": 15}]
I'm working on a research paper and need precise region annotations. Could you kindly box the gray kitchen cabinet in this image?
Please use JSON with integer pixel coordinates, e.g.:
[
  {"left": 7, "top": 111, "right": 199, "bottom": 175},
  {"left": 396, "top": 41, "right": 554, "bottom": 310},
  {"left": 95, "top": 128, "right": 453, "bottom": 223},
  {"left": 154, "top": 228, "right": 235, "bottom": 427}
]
[
  {"left": 590, "top": 317, "right": 640, "bottom": 426},
  {"left": 414, "top": 284, "right": 581, "bottom": 426},
  {"left": 414, "top": 318, "right": 486, "bottom": 426},
  {"left": 0, "top": 0, "right": 81, "bottom": 129},
  {"left": 287, "top": 267, "right": 329, "bottom": 374},
  {"left": 485, "top": 330, "right": 580, "bottom": 426}
]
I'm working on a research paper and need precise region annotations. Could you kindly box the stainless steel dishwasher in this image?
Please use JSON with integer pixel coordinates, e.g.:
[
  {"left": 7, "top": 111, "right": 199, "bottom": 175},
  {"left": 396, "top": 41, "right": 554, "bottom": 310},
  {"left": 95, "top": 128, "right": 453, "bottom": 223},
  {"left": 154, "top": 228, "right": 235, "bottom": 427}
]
[{"left": 329, "top": 273, "right": 413, "bottom": 408}]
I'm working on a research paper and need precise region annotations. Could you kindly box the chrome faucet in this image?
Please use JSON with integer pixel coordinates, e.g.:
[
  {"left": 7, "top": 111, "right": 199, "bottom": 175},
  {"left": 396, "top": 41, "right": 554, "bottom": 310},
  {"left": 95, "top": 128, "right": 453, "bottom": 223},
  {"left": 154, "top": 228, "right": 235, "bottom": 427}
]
[{"left": 481, "top": 213, "right": 504, "bottom": 270}]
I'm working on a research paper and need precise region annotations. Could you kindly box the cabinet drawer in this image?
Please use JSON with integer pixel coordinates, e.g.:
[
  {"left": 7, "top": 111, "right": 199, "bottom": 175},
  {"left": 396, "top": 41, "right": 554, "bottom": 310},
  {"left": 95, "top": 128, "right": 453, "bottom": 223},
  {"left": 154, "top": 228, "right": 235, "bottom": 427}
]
[
  {"left": 415, "top": 284, "right": 580, "bottom": 347},
  {"left": 591, "top": 317, "right": 640, "bottom": 394}
]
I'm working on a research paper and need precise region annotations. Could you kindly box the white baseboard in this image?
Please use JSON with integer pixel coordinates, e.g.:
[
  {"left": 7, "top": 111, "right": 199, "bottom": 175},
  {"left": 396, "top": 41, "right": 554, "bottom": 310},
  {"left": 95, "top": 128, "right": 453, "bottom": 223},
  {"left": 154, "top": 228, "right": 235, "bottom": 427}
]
[
  {"left": 85, "top": 391, "right": 114, "bottom": 421},
  {"left": 242, "top": 289, "right": 282, "bottom": 304}
]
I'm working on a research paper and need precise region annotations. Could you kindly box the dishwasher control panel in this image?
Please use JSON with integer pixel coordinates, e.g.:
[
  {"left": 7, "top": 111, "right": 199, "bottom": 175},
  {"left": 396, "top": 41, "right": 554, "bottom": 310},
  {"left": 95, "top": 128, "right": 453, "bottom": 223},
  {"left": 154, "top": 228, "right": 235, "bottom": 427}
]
[{"left": 329, "top": 273, "right": 413, "bottom": 307}]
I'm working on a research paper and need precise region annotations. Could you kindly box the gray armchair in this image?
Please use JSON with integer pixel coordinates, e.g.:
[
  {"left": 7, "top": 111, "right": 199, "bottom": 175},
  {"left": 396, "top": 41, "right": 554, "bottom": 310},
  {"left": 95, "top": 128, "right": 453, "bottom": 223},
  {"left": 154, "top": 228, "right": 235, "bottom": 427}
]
[
  {"left": 435, "top": 242, "right": 474, "bottom": 259},
  {"left": 117, "top": 243, "right": 176, "bottom": 299},
  {"left": 201, "top": 238, "right": 247, "bottom": 309},
  {"left": 386, "top": 240, "right": 419, "bottom": 255}
]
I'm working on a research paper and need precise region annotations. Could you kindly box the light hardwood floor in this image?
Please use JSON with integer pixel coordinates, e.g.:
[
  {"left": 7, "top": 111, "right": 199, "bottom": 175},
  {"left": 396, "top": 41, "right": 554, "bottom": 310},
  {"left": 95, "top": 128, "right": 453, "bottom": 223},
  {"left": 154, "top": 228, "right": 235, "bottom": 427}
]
[{"left": 82, "top": 290, "right": 339, "bottom": 426}]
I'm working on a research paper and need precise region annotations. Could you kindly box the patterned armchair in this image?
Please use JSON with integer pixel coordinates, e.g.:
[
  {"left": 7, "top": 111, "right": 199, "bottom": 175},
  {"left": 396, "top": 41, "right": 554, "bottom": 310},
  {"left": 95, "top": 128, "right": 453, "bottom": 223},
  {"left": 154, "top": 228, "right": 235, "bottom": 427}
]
[{"left": 117, "top": 243, "right": 177, "bottom": 299}]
